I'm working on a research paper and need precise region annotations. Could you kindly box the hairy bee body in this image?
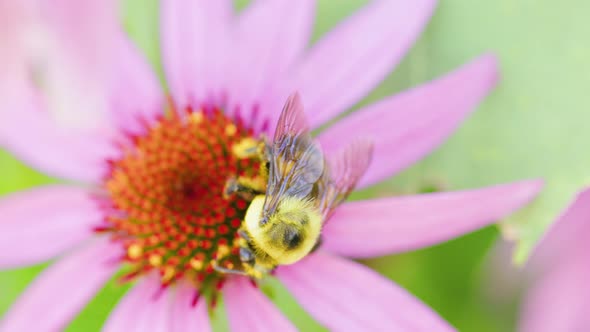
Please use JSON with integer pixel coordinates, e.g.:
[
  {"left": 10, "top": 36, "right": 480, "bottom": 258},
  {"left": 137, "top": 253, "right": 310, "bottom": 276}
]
[{"left": 215, "top": 93, "right": 373, "bottom": 279}]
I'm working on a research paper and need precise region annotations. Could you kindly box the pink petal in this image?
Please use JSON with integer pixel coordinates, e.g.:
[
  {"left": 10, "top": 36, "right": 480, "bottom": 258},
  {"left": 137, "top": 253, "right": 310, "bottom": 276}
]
[
  {"left": 0, "top": 238, "right": 120, "bottom": 331},
  {"left": 289, "top": 0, "right": 437, "bottom": 128},
  {"left": 276, "top": 252, "right": 455, "bottom": 332},
  {"left": 170, "top": 282, "right": 211, "bottom": 332},
  {"left": 108, "top": 33, "right": 164, "bottom": 135},
  {"left": 322, "top": 180, "right": 542, "bottom": 258},
  {"left": 0, "top": 81, "right": 115, "bottom": 183},
  {"left": 32, "top": 0, "right": 119, "bottom": 130},
  {"left": 224, "top": 277, "right": 297, "bottom": 332},
  {"left": 1, "top": 1, "right": 160, "bottom": 140},
  {"left": 0, "top": 1, "right": 120, "bottom": 182},
  {"left": 319, "top": 54, "right": 499, "bottom": 188},
  {"left": 529, "top": 187, "right": 590, "bottom": 269},
  {"left": 519, "top": 255, "right": 590, "bottom": 332},
  {"left": 228, "top": 0, "right": 315, "bottom": 126},
  {"left": 160, "top": 0, "right": 232, "bottom": 107},
  {"left": 0, "top": 186, "right": 105, "bottom": 268},
  {"left": 103, "top": 274, "right": 171, "bottom": 332}
]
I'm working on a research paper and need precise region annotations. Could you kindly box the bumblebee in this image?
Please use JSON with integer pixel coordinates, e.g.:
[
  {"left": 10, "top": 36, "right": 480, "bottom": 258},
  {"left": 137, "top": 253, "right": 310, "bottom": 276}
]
[{"left": 214, "top": 92, "right": 373, "bottom": 279}]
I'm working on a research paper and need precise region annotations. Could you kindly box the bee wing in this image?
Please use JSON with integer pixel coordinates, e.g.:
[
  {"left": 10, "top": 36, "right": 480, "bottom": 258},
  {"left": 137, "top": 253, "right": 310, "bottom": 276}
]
[
  {"left": 273, "top": 92, "right": 309, "bottom": 152},
  {"left": 263, "top": 93, "right": 324, "bottom": 219},
  {"left": 320, "top": 138, "right": 374, "bottom": 219}
]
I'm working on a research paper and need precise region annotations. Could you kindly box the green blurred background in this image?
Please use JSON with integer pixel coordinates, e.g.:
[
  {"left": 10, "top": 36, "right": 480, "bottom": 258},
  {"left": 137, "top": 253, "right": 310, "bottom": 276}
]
[{"left": 2, "top": 0, "right": 589, "bottom": 331}]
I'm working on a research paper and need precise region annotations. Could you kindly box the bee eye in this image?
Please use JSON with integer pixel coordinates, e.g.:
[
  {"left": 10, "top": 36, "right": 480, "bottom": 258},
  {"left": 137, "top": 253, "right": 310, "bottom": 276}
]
[{"left": 283, "top": 228, "right": 302, "bottom": 250}]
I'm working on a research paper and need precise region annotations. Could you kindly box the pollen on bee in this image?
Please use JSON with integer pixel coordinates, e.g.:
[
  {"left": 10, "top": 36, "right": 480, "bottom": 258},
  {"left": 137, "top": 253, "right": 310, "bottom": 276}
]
[
  {"left": 236, "top": 237, "right": 248, "bottom": 248},
  {"left": 231, "top": 137, "right": 259, "bottom": 159},
  {"left": 128, "top": 244, "right": 143, "bottom": 259}
]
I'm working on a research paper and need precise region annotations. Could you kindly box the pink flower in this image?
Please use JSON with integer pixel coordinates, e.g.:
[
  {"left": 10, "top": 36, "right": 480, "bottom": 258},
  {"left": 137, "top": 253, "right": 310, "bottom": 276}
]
[
  {"left": 518, "top": 188, "right": 590, "bottom": 332},
  {"left": 0, "top": 0, "right": 542, "bottom": 331}
]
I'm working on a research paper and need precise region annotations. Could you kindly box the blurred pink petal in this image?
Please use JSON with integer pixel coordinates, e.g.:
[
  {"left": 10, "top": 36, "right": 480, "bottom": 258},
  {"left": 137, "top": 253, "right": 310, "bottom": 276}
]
[
  {"left": 276, "top": 252, "right": 455, "bottom": 332},
  {"left": 291, "top": 0, "right": 436, "bottom": 128},
  {"left": 0, "top": 92, "right": 115, "bottom": 182},
  {"left": 0, "top": 238, "right": 119, "bottom": 331},
  {"left": 0, "top": 0, "right": 120, "bottom": 182},
  {"left": 519, "top": 255, "right": 590, "bottom": 332},
  {"left": 108, "top": 34, "right": 164, "bottom": 135},
  {"left": 160, "top": 0, "right": 232, "bottom": 106},
  {"left": 103, "top": 274, "right": 171, "bottom": 332},
  {"left": 322, "top": 180, "right": 542, "bottom": 258},
  {"left": 224, "top": 277, "right": 297, "bottom": 332},
  {"left": 170, "top": 282, "right": 211, "bottom": 332},
  {"left": 518, "top": 187, "right": 590, "bottom": 331},
  {"left": 229, "top": 0, "right": 315, "bottom": 124},
  {"left": 319, "top": 54, "right": 499, "bottom": 188},
  {"left": 529, "top": 188, "right": 590, "bottom": 268},
  {"left": 0, "top": 186, "right": 104, "bottom": 268},
  {"left": 0, "top": 0, "right": 119, "bottom": 131},
  {"left": 34, "top": 0, "right": 118, "bottom": 130}
]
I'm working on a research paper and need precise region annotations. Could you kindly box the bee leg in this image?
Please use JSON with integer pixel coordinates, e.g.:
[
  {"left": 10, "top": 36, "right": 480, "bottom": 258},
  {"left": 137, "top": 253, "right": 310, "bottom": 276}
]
[
  {"left": 211, "top": 261, "right": 249, "bottom": 276},
  {"left": 310, "top": 236, "right": 323, "bottom": 253}
]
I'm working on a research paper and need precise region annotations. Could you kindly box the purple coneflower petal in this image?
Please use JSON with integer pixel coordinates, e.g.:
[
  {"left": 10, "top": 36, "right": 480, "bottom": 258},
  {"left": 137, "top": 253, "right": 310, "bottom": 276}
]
[
  {"left": 289, "top": 0, "right": 436, "bottom": 128},
  {"left": 32, "top": 0, "right": 119, "bottom": 130},
  {"left": 107, "top": 34, "right": 164, "bottom": 135},
  {"left": 319, "top": 54, "right": 498, "bottom": 188},
  {"left": 170, "top": 282, "right": 211, "bottom": 332},
  {"left": 230, "top": 0, "right": 315, "bottom": 122},
  {"left": 276, "top": 252, "right": 455, "bottom": 332},
  {"left": 103, "top": 274, "right": 171, "bottom": 332},
  {"left": 322, "top": 181, "right": 542, "bottom": 258},
  {"left": 0, "top": 82, "right": 116, "bottom": 183},
  {"left": 519, "top": 255, "right": 590, "bottom": 332},
  {"left": 0, "top": 186, "right": 104, "bottom": 268},
  {"left": 528, "top": 188, "right": 590, "bottom": 269},
  {"left": 161, "top": 0, "right": 232, "bottom": 106},
  {"left": 224, "top": 277, "right": 297, "bottom": 332},
  {"left": 0, "top": 238, "right": 119, "bottom": 332}
]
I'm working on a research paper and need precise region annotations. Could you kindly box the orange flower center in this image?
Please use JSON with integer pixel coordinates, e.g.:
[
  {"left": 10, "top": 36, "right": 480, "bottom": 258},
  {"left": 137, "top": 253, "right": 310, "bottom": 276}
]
[{"left": 99, "top": 105, "right": 259, "bottom": 300}]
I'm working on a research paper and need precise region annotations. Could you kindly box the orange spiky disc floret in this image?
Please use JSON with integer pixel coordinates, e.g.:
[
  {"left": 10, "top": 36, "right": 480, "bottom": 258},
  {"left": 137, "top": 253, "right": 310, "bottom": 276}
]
[{"left": 98, "top": 105, "right": 259, "bottom": 301}]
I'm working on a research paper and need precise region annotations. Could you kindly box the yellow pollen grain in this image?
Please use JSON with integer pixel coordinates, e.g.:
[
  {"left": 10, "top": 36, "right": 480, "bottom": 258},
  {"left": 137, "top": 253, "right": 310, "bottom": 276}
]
[
  {"left": 127, "top": 244, "right": 143, "bottom": 259},
  {"left": 190, "top": 258, "right": 204, "bottom": 271},
  {"left": 162, "top": 266, "right": 176, "bottom": 282},
  {"left": 190, "top": 112, "right": 204, "bottom": 124},
  {"left": 216, "top": 244, "right": 230, "bottom": 259},
  {"left": 149, "top": 254, "right": 162, "bottom": 267},
  {"left": 225, "top": 123, "right": 237, "bottom": 136}
]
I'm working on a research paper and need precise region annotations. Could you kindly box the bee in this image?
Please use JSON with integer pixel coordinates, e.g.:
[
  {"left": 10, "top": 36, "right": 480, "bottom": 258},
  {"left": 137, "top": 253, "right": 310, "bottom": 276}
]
[{"left": 214, "top": 92, "right": 373, "bottom": 279}]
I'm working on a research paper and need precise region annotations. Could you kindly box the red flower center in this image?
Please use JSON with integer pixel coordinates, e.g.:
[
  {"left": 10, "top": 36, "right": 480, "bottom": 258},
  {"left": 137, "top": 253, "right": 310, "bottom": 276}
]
[{"left": 98, "top": 104, "right": 260, "bottom": 300}]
